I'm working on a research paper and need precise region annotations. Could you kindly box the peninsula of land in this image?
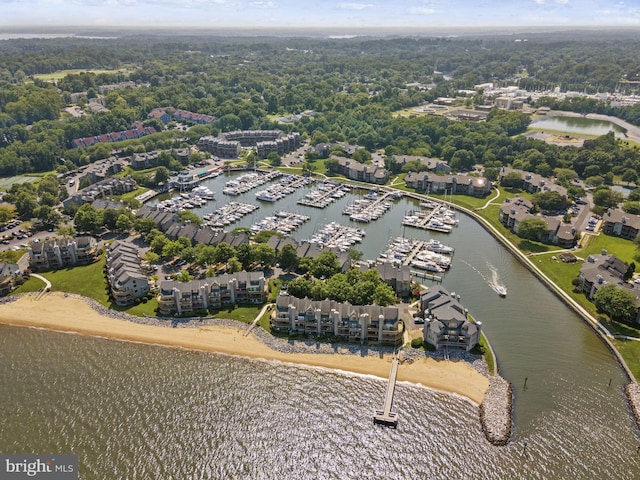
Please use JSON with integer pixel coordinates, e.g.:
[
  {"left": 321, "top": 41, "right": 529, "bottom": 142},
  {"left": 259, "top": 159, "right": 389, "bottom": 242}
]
[{"left": 0, "top": 294, "right": 489, "bottom": 404}]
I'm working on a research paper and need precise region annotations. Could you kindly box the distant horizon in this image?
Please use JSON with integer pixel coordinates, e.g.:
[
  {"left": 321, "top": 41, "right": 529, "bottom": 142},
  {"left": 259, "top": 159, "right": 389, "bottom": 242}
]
[
  {"left": 2, "top": 1, "right": 639, "bottom": 30},
  {"left": 0, "top": 24, "right": 637, "bottom": 39}
]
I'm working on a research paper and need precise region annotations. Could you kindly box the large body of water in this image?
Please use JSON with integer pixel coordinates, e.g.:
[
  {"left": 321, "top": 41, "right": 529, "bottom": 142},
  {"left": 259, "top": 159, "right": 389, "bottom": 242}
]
[
  {"left": 530, "top": 115, "right": 626, "bottom": 137},
  {"left": 2, "top": 172, "right": 640, "bottom": 478}
]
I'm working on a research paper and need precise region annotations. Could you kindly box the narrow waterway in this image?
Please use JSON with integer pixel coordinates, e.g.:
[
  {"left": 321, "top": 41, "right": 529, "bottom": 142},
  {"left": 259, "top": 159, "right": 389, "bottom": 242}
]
[{"left": 1, "top": 172, "right": 639, "bottom": 478}]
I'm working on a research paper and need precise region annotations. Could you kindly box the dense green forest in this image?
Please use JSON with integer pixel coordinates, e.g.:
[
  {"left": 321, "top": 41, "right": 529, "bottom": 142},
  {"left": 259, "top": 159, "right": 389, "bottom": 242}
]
[{"left": 1, "top": 30, "right": 640, "bottom": 179}]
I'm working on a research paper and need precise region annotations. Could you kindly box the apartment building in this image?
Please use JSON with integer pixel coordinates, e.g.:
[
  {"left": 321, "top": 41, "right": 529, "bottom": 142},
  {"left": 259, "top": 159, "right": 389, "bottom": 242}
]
[
  {"left": 420, "top": 286, "right": 481, "bottom": 351},
  {"left": 28, "top": 236, "right": 99, "bottom": 272},
  {"left": 272, "top": 295, "right": 402, "bottom": 346},
  {"left": 106, "top": 240, "right": 150, "bottom": 306},
  {"left": 157, "top": 271, "right": 266, "bottom": 315}
]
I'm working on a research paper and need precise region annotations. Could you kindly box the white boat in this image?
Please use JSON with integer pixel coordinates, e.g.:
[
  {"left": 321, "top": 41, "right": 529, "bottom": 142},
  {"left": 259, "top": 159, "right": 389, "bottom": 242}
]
[
  {"left": 222, "top": 187, "right": 239, "bottom": 195},
  {"left": 426, "top": 239, "right": 454, "bottom": 254},
  {"left": 256, "top": 191, "right": 278, "bottom": 202},
  {"left": 364, "top": 192, "right": 378, "bottom": 200},
  {"left": 410, "top": 259, "right": 444, "bottom": 273},
  {"left": 192, "top": 185, "right": 215, "bottom": 200},
  {"left": 494, "top": 285, "right": 507, "bottom": 297}
]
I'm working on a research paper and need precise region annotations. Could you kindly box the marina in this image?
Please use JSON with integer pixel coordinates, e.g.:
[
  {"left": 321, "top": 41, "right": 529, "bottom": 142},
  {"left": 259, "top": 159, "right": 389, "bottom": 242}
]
[
  {"left": 402, "top": 204, "right": 459, "bottom": 233},
  {"left": 377, "top": 236, "right": 454, "bottom": 273},
  {"left": 155, "top": 191, "right": 213, "bottom": 212},
  {"left": 297, "top": 181, "right": 351, "bottom": 208},
  {"left": 255, "top": 174, "right": 315, "bottom": 202},
  {"left": 341, "top": 190, "right": 394, "bottom": 223},
  {"left": 202, "top": 202, "right": 259, "bottom": 228},
  {"left": 250, "top": 210, "right": 310, "bottom": 236},
  {"left": 307, "top": 222, "right": 366, "bottom": 251},
  {"left": 222, "top": 171, "right": 283, "bottom": 196}
]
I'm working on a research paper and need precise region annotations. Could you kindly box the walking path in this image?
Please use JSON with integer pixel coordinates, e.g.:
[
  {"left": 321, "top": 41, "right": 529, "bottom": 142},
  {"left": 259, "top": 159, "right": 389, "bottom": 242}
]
[
  {"left": 30, "top": 273, "right": 51, "bottom": 290},
  {"left": 30, "top": 273, "right": 51, "bottom": 300},
  {"left": 244, "top": 302, "right": 273, "bottom": 337},
  {"left": 476, "top": 186, "right": 501, "bottom": 210}
]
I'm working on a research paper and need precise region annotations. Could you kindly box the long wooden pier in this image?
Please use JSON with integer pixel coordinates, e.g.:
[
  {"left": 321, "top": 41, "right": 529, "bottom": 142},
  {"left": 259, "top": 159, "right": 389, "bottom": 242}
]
[{"left": 373, "top": 353, "right": 399, "bottom": 427}]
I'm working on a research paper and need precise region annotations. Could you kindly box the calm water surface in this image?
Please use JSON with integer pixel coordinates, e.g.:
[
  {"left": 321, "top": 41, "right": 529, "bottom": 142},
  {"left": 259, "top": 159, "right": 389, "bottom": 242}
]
[
  {"left": 2, "top": 174, "right": 640, "bottom": 478},
  {"left": 530, "top": 115, "right": 625, "bottom": 137}
]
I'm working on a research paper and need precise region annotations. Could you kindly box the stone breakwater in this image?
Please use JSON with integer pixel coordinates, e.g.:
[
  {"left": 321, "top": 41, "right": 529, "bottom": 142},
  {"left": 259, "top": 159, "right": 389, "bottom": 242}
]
[
  {"left": 624, "top": 383, "right": 640, "bottom": 431},
  {"left": 4, "top": 293, "right": 512, "bottom": 443},
  {"left": 479, "top": 375, "right": 513, "bottom": 446}
]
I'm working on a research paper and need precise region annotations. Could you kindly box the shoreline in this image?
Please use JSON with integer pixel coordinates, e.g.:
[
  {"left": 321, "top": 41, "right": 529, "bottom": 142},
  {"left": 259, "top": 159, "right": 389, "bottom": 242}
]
[{"left": 0, "top": 293, "right": 490, "bottom": 405}]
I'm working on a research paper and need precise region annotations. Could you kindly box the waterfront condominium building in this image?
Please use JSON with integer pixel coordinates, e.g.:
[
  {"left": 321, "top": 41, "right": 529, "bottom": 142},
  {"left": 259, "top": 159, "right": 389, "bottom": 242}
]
[
  {"left": 106, "top": 240, "right": 150, "bottom": 306},
  {"left": 420, "top": 286, "right": 481, "bottom": 351},
  {"left": 272, "top": 294, "right": 403, "bottom": 346},
  {"left": 157, "top": 271, "right": 266, "bottom": 315},
  {"left": 28, "top": 236, "right": 99, "bottom": 272}
]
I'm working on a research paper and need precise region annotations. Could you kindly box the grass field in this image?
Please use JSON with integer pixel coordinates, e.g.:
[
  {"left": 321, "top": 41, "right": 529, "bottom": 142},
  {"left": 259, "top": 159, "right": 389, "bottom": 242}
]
[
  {"left": 0, "top": 176, "right": 40, "bottom": 189},
  {"left": 212, "top": 305, "right": 264, "bottom": 324},
  {"left": 33, "top": 69, "right": 130, "bottom": 82}
]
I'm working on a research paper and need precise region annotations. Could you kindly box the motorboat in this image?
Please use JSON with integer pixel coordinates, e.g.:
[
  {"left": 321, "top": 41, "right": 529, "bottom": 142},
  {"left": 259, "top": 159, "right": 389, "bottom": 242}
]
[
  {"left": 256, "top": 191, "right": 278, "bottom": 202},
  {"left": 494, "top": 285, "right": 507, "bottom": 297},
  {"left": 426, "top": 239, "right": 454, "bottom": 254}
]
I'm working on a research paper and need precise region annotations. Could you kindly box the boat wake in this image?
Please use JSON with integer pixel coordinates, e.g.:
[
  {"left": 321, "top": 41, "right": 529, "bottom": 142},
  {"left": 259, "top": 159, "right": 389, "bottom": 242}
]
[
  {"left": 460, "top": 260, "right": 507, "bottom": 297},
  {"left": 487, "top": 264, "right": 507, "bottom": 297}
]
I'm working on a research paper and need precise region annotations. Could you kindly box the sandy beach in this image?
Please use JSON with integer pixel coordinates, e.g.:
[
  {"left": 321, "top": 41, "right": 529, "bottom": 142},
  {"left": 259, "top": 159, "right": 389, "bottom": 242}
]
[{"left": 0, "top": 294, "right": 489, "bottom": 404}]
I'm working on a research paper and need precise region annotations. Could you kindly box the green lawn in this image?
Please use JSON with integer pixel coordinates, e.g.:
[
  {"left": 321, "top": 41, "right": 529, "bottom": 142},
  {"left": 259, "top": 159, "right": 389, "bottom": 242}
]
[
  {"left": 110, "top": 187, "right": 149, "bottom": 203},
  {"left": 12, "top": 277, "right": 45, "bottom": 295},
  {"left": 11, "top": 255, "right": 159, "bottom": 317},
  {"left": 211, "top": 305, "right": 264, "bottom": 324},
  {"left": 258, "top": 304, "right": 273, "bottom": 333},
  {"left": 477, "top": 332, "right": 496, "bottom": 375},
  {"left": 0, "top": 249, "right": 26, "bottom": 264},
  {"left": 268, "top": 278, "right": 282, "bottom": 302},
  {"left": 0, "top": 176, "right": 39, "bottom": 189},
  {"left": 119, "top": 298, "right": 159, "bottom": 316},
  {"left": 613, "top": 339, "right": 640, "bottom": 380}
]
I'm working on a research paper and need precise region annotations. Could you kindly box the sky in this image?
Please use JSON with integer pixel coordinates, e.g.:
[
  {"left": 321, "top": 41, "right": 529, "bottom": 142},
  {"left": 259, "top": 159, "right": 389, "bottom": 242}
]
[{"left": 1, "top": 0, "right": 639, "bottom": 29}]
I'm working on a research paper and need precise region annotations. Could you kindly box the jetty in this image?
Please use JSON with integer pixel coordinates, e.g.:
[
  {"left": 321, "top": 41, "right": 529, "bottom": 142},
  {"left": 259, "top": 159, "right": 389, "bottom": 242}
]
[{"left": 374, "top": 353, "right": 399, "bottom": 427}]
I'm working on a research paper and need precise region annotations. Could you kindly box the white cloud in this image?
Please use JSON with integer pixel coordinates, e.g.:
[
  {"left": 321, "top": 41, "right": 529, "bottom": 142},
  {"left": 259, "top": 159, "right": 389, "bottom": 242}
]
[
  {"left": 336, "top": 2, "right": 374, "bottom": 10},
  {"left": 532, "top": 0, "right": 546, "bottom": 4},
  {"left": 248, "top": 1, "right": 275, "bottom": 7},
  {"left": 410, "top": 7, "right": 436, "bottom": 14},
  {"left": 555, "top": 0, "right": 569, "bottom": 4}
]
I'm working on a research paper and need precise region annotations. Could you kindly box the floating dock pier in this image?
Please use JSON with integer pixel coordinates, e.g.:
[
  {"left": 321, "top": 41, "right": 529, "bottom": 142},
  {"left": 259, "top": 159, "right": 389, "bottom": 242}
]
[{"left": 373, "top": 353, "right": 399, "bottom": 427}]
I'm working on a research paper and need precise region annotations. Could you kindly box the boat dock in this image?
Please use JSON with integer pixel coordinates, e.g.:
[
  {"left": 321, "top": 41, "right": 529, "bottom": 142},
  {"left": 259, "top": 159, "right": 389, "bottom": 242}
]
[
  {"left": 308, "top": 222, "right": 365, "bottom": 251},
  {"left": 202, "top": 202, "right": 259, "bottom": 228},
  {"left": 250, "top": 210, "right": 310, "bottom": 236},
  {"left": 255, "top": 174, "right": 314, "bottom": 202},
  {"left": 373, "top": 353, "right": 399, "bottom": 428},
  {"left": 377, "top": 237, "right": 452, "bottom": 272},
  {"left": 402, "top": 205, "right": 457, "bottom": 233},
  {"left": 223, "top": 171, "right": 283, "bottom": 195},
  {"left": 410, "top": 270, "right": 443, "bottom": 282},
  {"left": 297, "top": 181, "right": 350, "bottom": 208},
  {"left": 342, "top": 191, "right": 393, "bottom": 223}
]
